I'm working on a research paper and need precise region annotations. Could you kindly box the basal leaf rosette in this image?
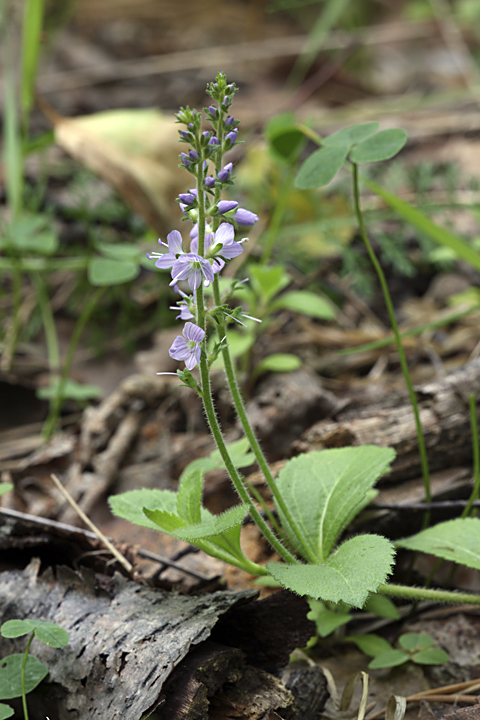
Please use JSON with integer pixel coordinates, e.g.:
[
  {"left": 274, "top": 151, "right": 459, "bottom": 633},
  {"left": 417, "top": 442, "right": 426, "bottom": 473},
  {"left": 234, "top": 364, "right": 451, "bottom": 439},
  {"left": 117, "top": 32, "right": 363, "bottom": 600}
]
[{"left": 267, "top": 534, "right": 395, "bottom": 607}]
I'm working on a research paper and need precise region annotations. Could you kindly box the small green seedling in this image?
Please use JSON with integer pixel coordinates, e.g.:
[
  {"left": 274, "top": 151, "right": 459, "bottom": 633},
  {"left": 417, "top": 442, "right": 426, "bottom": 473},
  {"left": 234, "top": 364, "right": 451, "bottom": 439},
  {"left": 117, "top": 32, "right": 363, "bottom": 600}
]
[
  {"left": 347, "top": 632, "right": 448, "bottom": 670},
  {"left": 0, "top": 619, "right": 69, "bottom": 720}
]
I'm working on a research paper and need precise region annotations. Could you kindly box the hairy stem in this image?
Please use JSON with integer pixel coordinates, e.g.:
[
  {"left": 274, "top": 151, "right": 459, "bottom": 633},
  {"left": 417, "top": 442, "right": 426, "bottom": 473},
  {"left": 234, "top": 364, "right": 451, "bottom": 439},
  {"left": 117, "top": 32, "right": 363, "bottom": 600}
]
[{"left": 378, "top": 582, "right": 480, "bottom": 605}]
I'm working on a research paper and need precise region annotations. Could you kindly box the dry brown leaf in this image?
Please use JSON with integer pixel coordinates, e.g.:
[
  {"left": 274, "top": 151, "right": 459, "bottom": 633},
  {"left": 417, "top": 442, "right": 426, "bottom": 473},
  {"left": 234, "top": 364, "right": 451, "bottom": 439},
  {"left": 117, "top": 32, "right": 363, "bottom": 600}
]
[{"left": 39, "top": 97, "right": 186, "bottom": 234}]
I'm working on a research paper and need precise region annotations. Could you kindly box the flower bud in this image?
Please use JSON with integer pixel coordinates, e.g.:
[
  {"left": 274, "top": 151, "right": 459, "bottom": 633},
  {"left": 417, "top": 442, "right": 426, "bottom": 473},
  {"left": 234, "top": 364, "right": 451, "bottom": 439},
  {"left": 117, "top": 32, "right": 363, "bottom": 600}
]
[
  {"left": 188, "top": 149, "right": 199, "bottom": 161},
  {"left": 217, "top": 200, "right": 239, "bottom": 214},
  {"left": 225, "top": 129, "right": 238, "bottom": 146},
  {"left": 217, "top": 162, "right": 233, "bottom": 183},
  {"left": 205, "top": 176, "right": 216, "bottom": 188},
  {"left": 233, "top": 208, "right": 259, "bottom": 226},
  {"left": 208, "top": 105, "right": 217, "bottom": 117},
  {"left": 225, "top": 116, "right": 235, "bottom": 126},
  {"left": 180, "top": 152, "right": 191, "bottom": 168},
  {"left": 208, "top": 136, "right": 220, "bottom": 147},
  {"left": 178, "top": 193, "right": 196, "bottom": 205}
]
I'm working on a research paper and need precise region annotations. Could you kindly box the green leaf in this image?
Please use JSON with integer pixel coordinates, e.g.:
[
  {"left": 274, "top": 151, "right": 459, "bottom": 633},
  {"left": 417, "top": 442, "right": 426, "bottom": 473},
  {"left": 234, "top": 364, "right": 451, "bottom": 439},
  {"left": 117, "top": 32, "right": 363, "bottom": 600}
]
[
  {"left": 399, "top": 633, "right": 434, "bottom": 652},
  {"left": 32, "top": 621, "right": 69, "bottom": 648},
  {"left": 395, "top": 517, "right": 480, "bottom": 570},
  {"left": 180, "top": 438, "right": 255, "bottom": 479},
  {"left": 0, "top": 483, "right": 13, "bottom": 497},
  {"left": 255, "top": 353, "right": 302, "bottom": 376},
  {"left": 1, "top": 620, "right": 33, "bottom": 639},
  {"left": 249, "top": 265, "right": 291, "bottom": 305},
  {"left": 363, "top": 594, "right": 400, "bottom": 620},
  {"left": 0, "top": 215, "right": 58, "bottom": 256},
  {"left": 274, "top": 446, "right": 395, "bottom": 562},
  {"left": 412, "top": 648, "right": 449, "bottom": 665},
  {"left": 88, "top": 257, "right": 139, "bottom": 286},
  {"left": 368, "top": 650, "right": 410, "bottom": 669},
  {"left": 346, "top": 633, "right": 393, "bottom": 657},
  {"left": 267, "top": 534, "right": 395, "bottom": 607},
  {"left": 176, "top": 468, "right": 203, "bottom": 524},
  {"left": 95, "top": 241, "right": 143, "bottom": 261},
  {"left": 350, "top": 129, "right": 408, "bottom": 164},
  {"left": 0, "top": 655, "right": 48, "bottom": 700},
  {"left": 308, "top": 600, "right": 352, "bottom": 637},
  {"left": 142, "top": 508, "right": 186, "bottom": 534},
  {"left": 323, "top": 122, "right": 380, "bottom": 149},
  {"left": 295, "top": 144, "right": 349, "bottom": 189},
  {"left": 109, "top": 488, "right": 179, "bottom": 530},
  {"left": 36, "top": 378, "right": 102, "bottom": 402},
  {"left": 271, "top": 290, "right": 336, "bottom": 320},
  {"left": 266, "top": 112, "right": 306, "bottom": 163},
  {"left": 173, "top": 504, "right": 247, "bottom": 542},
  {"left": 0, "top": 703, "right": 14, "bottom": 719}
]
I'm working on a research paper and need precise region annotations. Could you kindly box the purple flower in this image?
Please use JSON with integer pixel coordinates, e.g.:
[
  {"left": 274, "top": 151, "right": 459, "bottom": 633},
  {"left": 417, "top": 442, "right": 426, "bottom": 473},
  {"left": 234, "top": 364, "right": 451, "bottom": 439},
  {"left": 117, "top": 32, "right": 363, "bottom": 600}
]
[
  {"left": 225, "top": 116, "right": 235, "bottom": 126},
  {"left": 180, "top": 152, "right": 190, "bottom": 168},
  {"left": 189, "top": 150, "right": 199, "bottom": 161},
  {"left": 233, "top": 208, "right": 259, "bottom": 226},
  {"left": 208, "top": 105, "right": 217, "bottom": 117},
  {"left": 205, "top": 176, "right": 215, "bottom": 189},
  {"left": 170, "top": 287, "right": 195, "bottom": 320},
  {"left": 210, "top": 223, "right": 245, "bottom": 260},
  {"left": 190, "top": 235, "right": 226, "bottom": 274},
  {"left": 217, "top": 200, "right": 238, "bottom": 214},
  {"left": 169, "top": 322, "right": 205, "bottom": 371},
  {"left": 208, "top": 136, "right": 220, "bottom": 147},
  {"left": 170, "top": 253, "right": 215, "bottom": 291},
  {"left": 180, "top": 130, "right": 190, "bottom": 140},
  {"left": 217, "top": 162, "right": 233, "bottom": 183},
  {"left": 147, "top": 229, "right": 184, "bottom": 269}
]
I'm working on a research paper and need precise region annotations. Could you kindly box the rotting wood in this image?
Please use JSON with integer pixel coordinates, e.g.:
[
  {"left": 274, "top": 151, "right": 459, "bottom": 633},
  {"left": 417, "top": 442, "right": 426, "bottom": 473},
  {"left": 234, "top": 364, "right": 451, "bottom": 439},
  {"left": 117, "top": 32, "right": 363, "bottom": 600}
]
[
  {"left": 0, "top": 560, "right": 317, "bottom": 720},
  {"left": 291, "top": 356, "right": 480, "bottom": 484}
]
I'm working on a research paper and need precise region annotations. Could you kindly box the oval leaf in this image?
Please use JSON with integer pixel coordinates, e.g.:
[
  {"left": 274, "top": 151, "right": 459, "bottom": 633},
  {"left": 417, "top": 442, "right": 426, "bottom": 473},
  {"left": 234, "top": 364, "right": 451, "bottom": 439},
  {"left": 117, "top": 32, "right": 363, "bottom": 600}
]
[
  {"left": 412, "top": 648, "right": 449, "bottom": 665},
  {"left": 88, "top": 257, "right": 139, "bottom": 286},
  {"left": 1, "top": 620, "right": 34, "bottom": 639},
  {"left": 395, "top": 517, "right": 480, "bottom": 570},
  {"left": 368, "top": 650, "right": 409, "bottom": 669},
  {"left": 350, "top": 129, "right": 407, "bottom": 164},
  {"left": 0, "top": 704, "right": 14, "bottom": 719},
  {"left": 295, "top": 144, "right": 349, "bottom": 189},
  {"left": 399, "top": 633, "right": 433, "bottom": 652},
  {"left": 272, "top": 290, "right": 336, "bottom": 320},
  {"left": 267, "top": 534, "right": 395, "bottom": 607},
  {"left": 31, "top": 621, "right": 69, "bottom": 648},
  {"left": 323, "top": 122, "right": 380, "bottom": 148},
  {"left": 255, "top": 354, "right": 302, "bottom": 376},
  {"left": 275, "top": 446, "right": 396, "bottom": 562},
  {"left": 346, "top": 633, "right": 393, "bottom": 657},
  {"left": 0, "top": 655, "right": 48, "bottom": 700}
]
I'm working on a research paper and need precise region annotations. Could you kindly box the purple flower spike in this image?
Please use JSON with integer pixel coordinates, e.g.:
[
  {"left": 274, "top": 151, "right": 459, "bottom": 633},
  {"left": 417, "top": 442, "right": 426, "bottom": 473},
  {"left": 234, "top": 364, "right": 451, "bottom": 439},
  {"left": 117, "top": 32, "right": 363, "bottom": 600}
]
[
  {"left": 233, "top": 208, "right": 259, "bottom": 226},
  {"left": 205, "top": 176, "right": 215, "bottom": 188},
  {"left": 169, "top": 322, "right": 205, "bottom": 371},
  {"left": 217, "top": 162, "right": 233, "bottom": 183},
  {"left": 170, "top": 254, "right": 215, "bottom": 291},
  {"left": 217, "top": 200, "right": 239, "bottom": 214}
]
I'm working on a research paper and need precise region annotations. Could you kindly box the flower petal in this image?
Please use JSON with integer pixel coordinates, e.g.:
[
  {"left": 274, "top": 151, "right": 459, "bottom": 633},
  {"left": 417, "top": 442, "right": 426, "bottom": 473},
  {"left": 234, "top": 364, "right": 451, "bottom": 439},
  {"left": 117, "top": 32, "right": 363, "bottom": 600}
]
[
  {"left": 215, "top": 223, "right": 234, "bottom": 245},
  {"left": 184, "top": 322, "right": 205, "bottom": 343},
  {"left": 167, "top": 229, "right": 183, "bottom": 254}
]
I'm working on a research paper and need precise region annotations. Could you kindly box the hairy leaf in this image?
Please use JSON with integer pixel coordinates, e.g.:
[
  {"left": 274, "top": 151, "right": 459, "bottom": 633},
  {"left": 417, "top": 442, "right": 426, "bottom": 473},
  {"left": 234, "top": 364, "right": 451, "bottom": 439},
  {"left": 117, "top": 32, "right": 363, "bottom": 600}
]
[
  {"left": 267, "top": 534, "right": 395, "bottom": 607},
  {"left": 177, "top": 468, "right": 203, "bottom": 524},
  {"left": 295, "top": 144, "right": 349, "bottom": 189},
  {"left": 109, "top": 488, "right": 179, "bottom": 530},
  {"left": 142, "top": 509, "right": 186, "bottom": 534},
  {"left": 173, "top": 504, "right": 247, "bottom": 541},
  {"left": 275, "top": 446, "right": 395, "bottom": 561},
  {"left": 180, "top": 437, "right": 255, "bottom": 479},
  {"left": 396, "top": 517, "right": 480, "bottom": 569},
  {"left": 350, "top": 129, "right": 407, "bottom": 164}
]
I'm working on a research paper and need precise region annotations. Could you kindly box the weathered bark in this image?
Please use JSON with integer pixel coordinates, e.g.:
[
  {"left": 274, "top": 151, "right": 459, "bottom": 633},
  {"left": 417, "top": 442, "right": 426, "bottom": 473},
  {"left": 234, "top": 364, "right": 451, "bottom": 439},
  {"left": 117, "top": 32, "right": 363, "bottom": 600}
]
[
  {"left": 0, "top": 561, "right": 317, "bottom": 720},
  {"left": 0, "top": 559, "right": 255, "bottom": 720}
]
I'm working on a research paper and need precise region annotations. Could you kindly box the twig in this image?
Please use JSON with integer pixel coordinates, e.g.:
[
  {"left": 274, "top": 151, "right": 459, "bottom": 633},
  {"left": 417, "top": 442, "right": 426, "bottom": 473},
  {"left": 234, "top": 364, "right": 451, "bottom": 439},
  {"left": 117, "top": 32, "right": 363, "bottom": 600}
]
[
  {"left": 50, "top": 473, "right": 133, "bottom": 573},
  {"left": 367, "top": 678, "right": 480, "bottom": 720}
]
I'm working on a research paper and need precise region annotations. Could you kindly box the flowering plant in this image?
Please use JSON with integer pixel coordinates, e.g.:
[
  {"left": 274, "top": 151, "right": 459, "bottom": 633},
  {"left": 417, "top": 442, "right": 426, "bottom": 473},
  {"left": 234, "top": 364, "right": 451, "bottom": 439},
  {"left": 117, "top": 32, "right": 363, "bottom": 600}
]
[{"left": 109, "top": 73, "right": 480, "bottom": 610}]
